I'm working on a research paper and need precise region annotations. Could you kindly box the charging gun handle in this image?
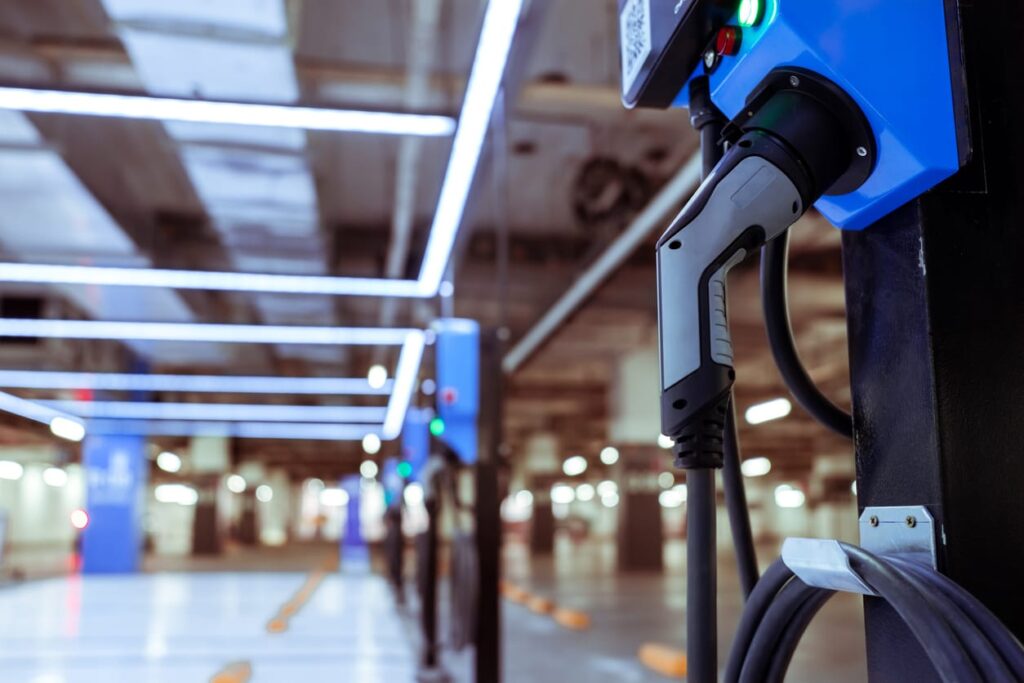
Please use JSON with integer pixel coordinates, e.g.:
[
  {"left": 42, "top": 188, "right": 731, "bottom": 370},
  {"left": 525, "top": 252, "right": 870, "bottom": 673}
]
[{"left": 657, "top": 130, "right": 809, "bottom": 468}]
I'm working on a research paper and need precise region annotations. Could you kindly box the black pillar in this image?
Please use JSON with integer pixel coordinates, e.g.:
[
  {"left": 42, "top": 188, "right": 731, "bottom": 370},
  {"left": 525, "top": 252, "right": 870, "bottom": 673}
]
[
  {"left": 842, "top": 1, "right": 1024, "bottom": 678},
  {"left": 617, "top": 452, "right": 663, "bottom": 572},
  {"left": 237, "top": 491, "right": 258, "bottom": 546},
  {"left": 191, "top": 475, "right": 221, "bottom": 556},
  {"left": 529, "top": 493, "right": 555, "bottom": 555},
  {"left": 475, "top": 329, "right": 505, "bottom": 683}
]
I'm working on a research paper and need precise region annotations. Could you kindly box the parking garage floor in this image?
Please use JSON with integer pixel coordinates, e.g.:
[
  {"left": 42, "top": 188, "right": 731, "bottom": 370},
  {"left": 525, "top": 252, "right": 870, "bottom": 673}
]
[{"left": 0, "top": 539, "right": 867, "bottom": 682}]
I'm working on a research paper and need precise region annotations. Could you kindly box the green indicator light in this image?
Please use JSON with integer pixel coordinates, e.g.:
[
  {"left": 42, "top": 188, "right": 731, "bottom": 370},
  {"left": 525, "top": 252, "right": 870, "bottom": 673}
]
[
  {"left": 738, "top": 0, "right": 764, "bottom": 27},
  {"left": 429, "top": 417, "right": 446, "bottom": 437},
  {"left": 397, "top": 462, "right": 412, "bottom": 478}
]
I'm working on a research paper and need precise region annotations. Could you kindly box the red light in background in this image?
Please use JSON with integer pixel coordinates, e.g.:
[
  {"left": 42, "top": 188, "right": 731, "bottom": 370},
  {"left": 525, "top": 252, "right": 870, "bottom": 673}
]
[
  {"left": 70, "top": 508, "right": 89, "bottom": 530},
  {"left": 72, "top": 388, "right": 94, "bottom": 402}
]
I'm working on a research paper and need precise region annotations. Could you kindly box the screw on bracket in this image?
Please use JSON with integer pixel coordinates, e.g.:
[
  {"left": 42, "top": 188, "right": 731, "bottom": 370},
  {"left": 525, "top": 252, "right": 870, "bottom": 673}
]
[
  {"left": 906, "top": 515, "right": 917, "bottom": 528},
  {"left": 869, "top": 515, "right": 880, "bottom": 527}
]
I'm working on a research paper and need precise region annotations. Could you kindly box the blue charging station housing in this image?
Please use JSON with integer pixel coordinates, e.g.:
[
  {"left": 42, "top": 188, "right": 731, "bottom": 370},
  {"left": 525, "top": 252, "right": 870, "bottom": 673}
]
[
  {"left": 401, "top": 407, "right": 431, "bottom": 482},
  {"left": 434, "top": 318, "right": 480, "bottom": 465},
  {"left": 672, "top": 0, "right": 966, "bottom": 230}
]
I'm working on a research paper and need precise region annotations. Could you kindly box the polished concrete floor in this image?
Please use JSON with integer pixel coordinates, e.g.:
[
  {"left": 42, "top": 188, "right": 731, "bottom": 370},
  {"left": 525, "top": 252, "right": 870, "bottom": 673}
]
[
  {"left": 0, "top": 538, "right": 869, "bottom": 682},
  {"left": 0, "top": 564, "right": 416, "bottom": 682},
  {"left": 492, "top": 536, "right": 867, "bottom": 682}
]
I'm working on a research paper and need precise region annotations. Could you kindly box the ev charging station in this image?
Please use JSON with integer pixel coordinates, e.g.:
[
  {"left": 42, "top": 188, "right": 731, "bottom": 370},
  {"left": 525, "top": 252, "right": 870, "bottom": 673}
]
[
  {"left": 410, "top": 318, "right": 498, "bottom": 683},
  {"left": 620, "top": 1, "right": 1024, "bottom": 681}
]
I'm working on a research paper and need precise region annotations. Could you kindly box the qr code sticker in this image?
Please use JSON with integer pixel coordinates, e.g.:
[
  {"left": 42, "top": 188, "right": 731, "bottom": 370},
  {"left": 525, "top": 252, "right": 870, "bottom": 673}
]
[{"left": 620, "top": 0, "right": 652, "bottom": 95}]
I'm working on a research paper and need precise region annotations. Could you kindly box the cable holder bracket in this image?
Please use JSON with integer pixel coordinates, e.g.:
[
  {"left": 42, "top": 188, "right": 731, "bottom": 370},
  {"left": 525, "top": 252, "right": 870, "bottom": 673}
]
[
  {"left": 781, "top": 506, "right": 937, "bottom": 596},
  {"left": 781, "top": 538, "right": 876, "bottom": 596}
]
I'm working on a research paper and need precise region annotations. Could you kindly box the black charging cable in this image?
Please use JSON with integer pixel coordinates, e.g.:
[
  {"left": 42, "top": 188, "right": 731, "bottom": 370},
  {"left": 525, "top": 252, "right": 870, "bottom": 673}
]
[
  {"left": 723, "top": 545, "right": 1024, "bottom": 683},
  {"left": 761, "top": 230, "right": 853, "bottom": 438}
]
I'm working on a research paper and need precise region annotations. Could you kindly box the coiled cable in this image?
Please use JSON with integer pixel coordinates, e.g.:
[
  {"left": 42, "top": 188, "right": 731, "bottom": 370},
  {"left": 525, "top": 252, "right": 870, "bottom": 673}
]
[{"left": 724, "top": 544, "right": 1024, "bottom": 683}]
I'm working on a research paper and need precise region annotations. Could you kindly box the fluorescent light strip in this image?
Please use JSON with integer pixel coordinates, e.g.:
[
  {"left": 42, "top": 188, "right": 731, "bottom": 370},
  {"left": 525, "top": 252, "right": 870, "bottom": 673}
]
[
  {"left": 416, "top": 0, "right": 524, "bottom": 294},
  {"left": 0, "top": 319, "right": 414, "bottom": 345},
  {"left": 0, "top": 390, "right": 86, "bottom": 441},
  {"left": 0, "top": 0, "right": 521, "bottom": 300},
  {"left": 85, "top": 419, "right": 378, "bottom": 441},
  {"left": 0, "top": 263, "right": 429, "bottom": 297},
  {"left": 0, "top": 389, "right": 74, "bottom": 425},
  {"left": 0, "top": 370, "right": 391, "bottom": 394},
  {"left": 0, "top": 86, "right": 456, "bottom": 137},
  {"left": 42, "top": 400, "right": 387, "bottom": 423},
  {"left": 382, "top": 330, "right": 425, "bottom": 439},
  {"left": 1, "top": 329, "right": 425, "bottom": 440}
]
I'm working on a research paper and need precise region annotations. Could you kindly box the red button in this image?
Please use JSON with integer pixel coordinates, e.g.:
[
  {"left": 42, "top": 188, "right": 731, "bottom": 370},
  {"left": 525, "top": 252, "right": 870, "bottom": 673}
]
[{"left": 715, "top": 27, "right": 741, "bottom": 56}]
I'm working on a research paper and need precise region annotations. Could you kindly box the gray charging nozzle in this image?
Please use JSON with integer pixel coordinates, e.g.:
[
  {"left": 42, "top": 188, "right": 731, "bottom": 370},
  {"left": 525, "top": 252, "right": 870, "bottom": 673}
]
[{"left": 658, "top": 69, "right": 873, "bottom": 470}]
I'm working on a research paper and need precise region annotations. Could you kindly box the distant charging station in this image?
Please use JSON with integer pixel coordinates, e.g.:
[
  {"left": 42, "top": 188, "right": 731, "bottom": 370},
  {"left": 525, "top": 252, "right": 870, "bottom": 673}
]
[
  {"left": 401, "top": 408, "right": 431, "bottom": 481},
  {"left": 433, "top": 318, "right": 480, "bottom": 464}
]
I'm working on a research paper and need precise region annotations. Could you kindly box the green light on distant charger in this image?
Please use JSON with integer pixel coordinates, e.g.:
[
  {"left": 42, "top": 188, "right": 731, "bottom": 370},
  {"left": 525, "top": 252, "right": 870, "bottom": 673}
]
[
  {"left": 738, "top": 0, "right": 764, "bottom": 27},
  {"left": 429, "top": 417, "right": 446, "bottom": 437},
  {"left": 397, "top": 461, "right": 413, "bottom": 478}
]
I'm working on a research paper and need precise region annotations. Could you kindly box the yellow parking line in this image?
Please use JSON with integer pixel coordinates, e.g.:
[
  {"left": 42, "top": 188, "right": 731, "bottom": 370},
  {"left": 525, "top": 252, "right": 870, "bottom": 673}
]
[
  {"left": 552, "top": 607, "right": 591, "bottom": 631},
  {"left": 210, "top": 660, "right": 252, "bottom": 683},
  {"left": 264, "top": 556, "right": 333, "bottom": 634},
  {"left": 638, "top": 643, "right": 687, "bottom": 678}
]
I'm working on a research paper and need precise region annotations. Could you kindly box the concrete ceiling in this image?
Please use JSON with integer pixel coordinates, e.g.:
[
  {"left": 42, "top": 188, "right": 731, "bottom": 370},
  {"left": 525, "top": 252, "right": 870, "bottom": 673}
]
[{"left": 0, "top": 1, "right": 852, "bottom": 482}]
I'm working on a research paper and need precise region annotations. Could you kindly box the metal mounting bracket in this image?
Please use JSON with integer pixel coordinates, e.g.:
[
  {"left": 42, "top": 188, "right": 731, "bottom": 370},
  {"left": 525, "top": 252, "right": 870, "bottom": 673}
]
[
  {"left": 781, "top": 506, "right": 937, "bottom": 596},
  {"left": 859, "top": 505, "right": 938, "bottom": 569}
]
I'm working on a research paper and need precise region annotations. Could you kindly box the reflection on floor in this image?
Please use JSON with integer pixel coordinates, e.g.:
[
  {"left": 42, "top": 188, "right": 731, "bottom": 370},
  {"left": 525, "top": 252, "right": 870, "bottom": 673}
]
[
  {"left": 0, "top": 565, "right": 416, "bottom": 682},
  {"left": 0, "top": 538, "right": 868, "bottom": 682},
  {"left": 495, "top": 536, "right": 867, "bottom": 682}
]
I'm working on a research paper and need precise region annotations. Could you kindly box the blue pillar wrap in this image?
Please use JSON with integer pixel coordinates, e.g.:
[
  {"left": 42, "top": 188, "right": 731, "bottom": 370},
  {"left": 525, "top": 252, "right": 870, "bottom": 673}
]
[
  {"left": 341, "top": 475, "right": 363, "bottom": 548},
  {"left": 81, "top": 434, "right": 146, "bottom": 573},
  {"left": 340, "top": 475, "right": 368, "bottom": 570},
  {"left": 434, "top": 318, "right": 480, "bottom": 464},
  {"left": 402, "top": 408, "right": 431, "bottom": 481}
]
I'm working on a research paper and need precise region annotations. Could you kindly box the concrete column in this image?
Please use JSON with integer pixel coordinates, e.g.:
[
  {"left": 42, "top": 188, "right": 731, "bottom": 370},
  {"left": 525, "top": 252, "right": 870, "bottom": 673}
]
[
  {"left": 189, "top": 436, "right": 229, "bottom": 556},
  {"left": 260, "top": 468, "right": 290, "bottom": 546},
  {"left": 618, "top": 452, "right": 663, "bottom": 571},
  {"left": 81, "top": 434, "right": 146, "bottom": 573},
  {"left": 610, "top": 345, "right": 666, "bottom": 572},
  {"left": 523, "top": 433, "right": 559, "bottom": 555}
]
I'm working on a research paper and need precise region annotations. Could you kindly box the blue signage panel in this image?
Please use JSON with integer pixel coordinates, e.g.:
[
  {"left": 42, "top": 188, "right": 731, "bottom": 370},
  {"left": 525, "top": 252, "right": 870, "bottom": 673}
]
[
  {"left": 80, "top": 434, "right": 146, "bottom": 574},
  {"left": 434, "top": 318, "right": 480, "bottom": 464}
]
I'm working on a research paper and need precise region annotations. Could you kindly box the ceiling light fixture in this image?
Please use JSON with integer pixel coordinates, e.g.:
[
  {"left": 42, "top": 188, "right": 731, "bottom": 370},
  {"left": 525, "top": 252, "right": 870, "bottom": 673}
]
[
  {"left": 155, "top": 451, "right": 182, "bottom": 473},
  {"left": 562, "top": 455, "right": 588, "bottom": 477},
  {"left": 367, "top": 364, "right": 388, "bottom": 390},
  {"left": 44, "top": 400, "right": 387, "bottom": 423},
  {"left": 86, "top": 419, "right": 379, "bottom": 441},
  {"left": 1, "top": 330, "right": 425, "bottom": 442},
  {"left": 0, "top": 319, "right": 414, "bottom": 346},
  {"left": 0, "top": 370, "right": 391, "bottom": 394},
  {"left": 0, "top": 86, "right": 456, "bottom": 137},
  {"left": 745, "top": 397, "right": 793, "bottom": 425},
  {"left": 416, "top": 0, "right": 525, "bottom": 294},
  {"left": 599, "top": 446, "right": 620, "bottom": 465},
  {"left": 0, "top": 262, "right": 429, "bottom": 298},
  {"left": 0, "top": 389, "right": 85, "bottom": 441},
  {"left": 0, "top": 0, "right": 523, "bottom": 302},
  {"left": 740, "top": 456, "right": 772, "bottom": 477}
]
